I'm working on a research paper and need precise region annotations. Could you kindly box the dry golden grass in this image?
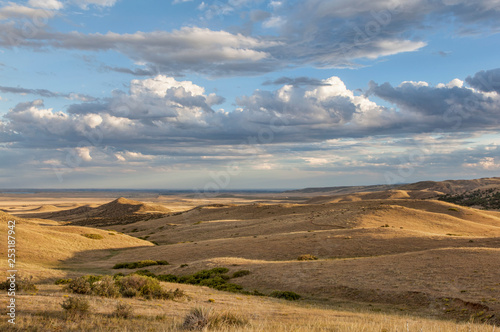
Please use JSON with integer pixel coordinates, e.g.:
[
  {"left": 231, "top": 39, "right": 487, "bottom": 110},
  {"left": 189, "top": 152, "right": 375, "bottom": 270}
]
[
  {"left": 1, "top": 186, "right": 500, "bottom": 329},
  {"left": 0, "top": 283, "right": 497, "bottom": 331},
  {"left": 0, "top": 210, "right": 153, "bottom": 280}
]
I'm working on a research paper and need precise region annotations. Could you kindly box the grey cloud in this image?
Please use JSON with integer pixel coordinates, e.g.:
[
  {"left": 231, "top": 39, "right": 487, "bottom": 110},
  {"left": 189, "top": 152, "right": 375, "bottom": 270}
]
[
  {"left": 262, "top": 76, "right": 332, "bottom": 87},
  {"left": 0, "top": 85, "right": 97, "bottom": 101},
  {"left": 250, "top": 10, "right": 271, "bottom": 22},
  {"left": 367, "top": 79, "right": 500, "bottom": 130},
  {"left": 0, "top": 26, "right": 278, "bottom": 76},
  {"left": 3, "top": 72, "right": 500, "bottom": 152},
  {"left": 2, "top": 1, "right": 500, "bottom": 75},
  {"left": 101, "top": 65, "right": 159, "bottom": 77},
  {"left": 466, "top": 68, "right": 500, "bottom": 94}
]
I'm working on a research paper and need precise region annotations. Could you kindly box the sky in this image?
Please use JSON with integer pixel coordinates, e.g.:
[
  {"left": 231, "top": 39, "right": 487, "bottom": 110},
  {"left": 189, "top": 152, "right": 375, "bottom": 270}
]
[{"left": 0, "top": 0, "right": 500, "bottom": 191}]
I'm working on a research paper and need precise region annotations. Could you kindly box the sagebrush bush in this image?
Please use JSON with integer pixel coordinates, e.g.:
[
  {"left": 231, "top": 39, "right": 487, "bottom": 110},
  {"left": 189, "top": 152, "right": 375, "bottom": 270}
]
[
  {"left": 270, "top": 290, "right": 301, "bottom": 301},
  {"left": 55, "top": 278, "right": 73, "bottom": 285},
  {"left": 231, "top": 270, "right": 251, "bottom": 278},
  {"left": 66, "top": 276, "right": 93, "bottom": 295},
  {"left": 61, "top": 297, "right": 90, "bottom": 317},
  {"left": 297, "top": 254, "right": 318, "bottom": 261},
  {"left": 113, "top": 303, "right": 134, "bottom": 318},
  {"left": 93, "top": 276, "right": 120, "bottom": 298},
  {"left": 112, "top": 260, "right": 169, "bottom": 269},
  {"left": 81, "top": 233, "right": 104, "bottom": 240},
  {"left": 0, "top": 276, "right": 38, "bottom": 292},
  {"left": 118, "top": 274, "right": 171, "bottom": 299}
]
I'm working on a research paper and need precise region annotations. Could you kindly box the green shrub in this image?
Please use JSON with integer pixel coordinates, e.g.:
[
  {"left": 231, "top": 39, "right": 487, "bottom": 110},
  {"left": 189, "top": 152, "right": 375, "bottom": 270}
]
[
  {"left": 66, "top": 277, "right": 93, "bottom": 295},
  {"left": 231, "top": 270, "right": 251, "bottom": 278},
  {"left": 61, "top": 297, "right": 90, "bottom": 317},
  {"left": 209, "top": 267, "right": 229, "bottom": 274},
  {"left": 93, "top": 276, "right": 120, "bottom": 298},
  {"left": 0, "top": 276, "right": 38, "bottom": 292},
  {"left": 81, "top": 233, "right": 103, "bottom": 240},
  {"left": 112, "top": 260, "right": 169, "bottom": 269},
  {"left": 117, "top": 274, "right": 170, "bottom": 299},
  {"left": 122, "top": 287, "right": 139, "bottom": 298},
  {"left": 55, "top": 278, "right": 73, "bottom": 285},
  {"left": 297, "top": 254, "right": 318, "bottom": 261},
  {"left": 113, "top": 303, "right": 134, "bottom": 318},
  {"left": 270, "top": 291, "right": 301, "bottom": 301},
  {"left": 156, "top": 274, "right": 179, "bottom": 282}
]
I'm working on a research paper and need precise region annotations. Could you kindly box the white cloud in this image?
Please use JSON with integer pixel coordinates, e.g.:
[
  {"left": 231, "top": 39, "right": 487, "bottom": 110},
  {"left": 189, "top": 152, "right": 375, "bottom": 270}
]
[
  {"left": 72, "top": 0, "right": 119, "bottom": 9},
  {"left": 263, "top": 16, "right": 285, "bottom": 28},
  {"left": 172, "top": 0, "right": 193, "bottom": 3},
  {"left": 465, "top": 157, "right": 500, "bottom": 170},
  {"left": 0, "top": 3, "right": 57, "bottom": 20},
  {"left": 76, "top": 147, "right": 92, "bottom": 162},
  {"left": 28, "top": 0, "right": 64, "bottom": 10}
]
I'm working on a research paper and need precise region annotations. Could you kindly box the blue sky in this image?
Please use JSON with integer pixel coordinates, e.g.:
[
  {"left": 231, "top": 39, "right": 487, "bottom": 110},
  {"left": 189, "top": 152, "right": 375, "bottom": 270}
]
[{"left": 1, "top": 0, "right": 500, "bottom": 190}]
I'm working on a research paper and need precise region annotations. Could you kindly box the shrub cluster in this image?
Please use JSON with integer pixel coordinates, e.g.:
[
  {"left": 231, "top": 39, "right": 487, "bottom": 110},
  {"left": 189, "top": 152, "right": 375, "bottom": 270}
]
[
  {"left": 133, "top": 267, "right": 251, "bottom": 294},
  {"left": 61, "top": 297, "right": 90, "bottom": 317},
  {"left": 63, "top": 274, "right": 183, "bottom": 300},
  {"left": 270, "top": 290, "right": 301, "bottom": 301},
  {"left": 112, "top": 260, "right": 169, "bottom": 269},
  {"left": 297, "top": 254, "right": 318, "bottom": 261},
  {"left": 438, "top": 188, "right": 500, "bottom": 209},
  {"left": 0, "top": 275, "right": 38, "bottom": 292},
  {"left": 81, "top": 233, "right": 104, "bottom": 240}
]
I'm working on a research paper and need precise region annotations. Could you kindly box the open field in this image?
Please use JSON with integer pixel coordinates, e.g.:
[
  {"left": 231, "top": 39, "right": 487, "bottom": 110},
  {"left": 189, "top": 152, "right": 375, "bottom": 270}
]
[{"left": 1, "top": 179, "right": 499, "bottom": 330}]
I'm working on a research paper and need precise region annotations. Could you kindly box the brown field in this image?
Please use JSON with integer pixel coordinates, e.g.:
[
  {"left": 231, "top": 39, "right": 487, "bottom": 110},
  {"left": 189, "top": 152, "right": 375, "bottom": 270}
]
[{"left": 1, "top": 180, "right": 499, "bottom": 330}]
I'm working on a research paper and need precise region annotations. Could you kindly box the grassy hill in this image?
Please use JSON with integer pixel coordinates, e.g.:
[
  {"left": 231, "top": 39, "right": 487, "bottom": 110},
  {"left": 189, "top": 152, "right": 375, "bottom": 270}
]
[{"left": 1, "top": 181, "right": 500, "bottom": 330}]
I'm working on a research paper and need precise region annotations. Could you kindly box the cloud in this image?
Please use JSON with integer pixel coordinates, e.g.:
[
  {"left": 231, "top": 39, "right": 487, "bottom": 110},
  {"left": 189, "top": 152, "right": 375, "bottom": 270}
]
[
  {"left": 2, "top": 1, "right": 500, "bottom": 75},
  {"left": 466, "top": 68, "right": 500, "bottom": 94},
  {"left": 28, "top": 0, "right": 64, "bottom": 10},
  {"left": 76, "top": 147, "right": 92, "bottom": 162},
  {"left": 2, "top": 70, "right": 500, "bottom": 161},
  {"left": 464, "top": 157, "right": 500, "bottom": 170},
  {"left": 172, "top": 0, "right": 193, "bottom": 4},
  {"left": 0, "top": 85, "right": 97, "bottom": 101},
  {"left": 71, "top": 0, "right": 120, "bottom": 9},
  {"left": 263, "top": 76, "right": 335, "bottom": 87},
  {"left": 0, "top": 27, "right": 277, "bottom": 76},
  {"left": 0, "top": 3, "right": 57, "bottom": 20}
]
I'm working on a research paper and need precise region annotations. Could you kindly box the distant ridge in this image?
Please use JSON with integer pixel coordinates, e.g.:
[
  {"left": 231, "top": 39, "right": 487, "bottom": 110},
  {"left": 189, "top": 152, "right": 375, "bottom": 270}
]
[
  {"left": 287, "top": 177, "right": 500, "bottom": 196},
  {"left": 20, "top": 197, "right": 170, "bottom": 226}
]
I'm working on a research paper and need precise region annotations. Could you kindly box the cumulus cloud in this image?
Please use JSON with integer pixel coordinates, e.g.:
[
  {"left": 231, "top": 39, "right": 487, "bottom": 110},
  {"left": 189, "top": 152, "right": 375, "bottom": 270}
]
[
  {"left": 76, "top": 147, "right": 92, "bottom": 162},
  {"left": 466, "top": 68, "right": 500, "bottom": 94},
  {"left": 464, "top": 157, "right": 500, "bottom": 170},
  {"left": 367, "top": 78, "right": 500, "bottom": 136},
  {"left": 2, "top": 70, "right": 500, "bottom": 157}
]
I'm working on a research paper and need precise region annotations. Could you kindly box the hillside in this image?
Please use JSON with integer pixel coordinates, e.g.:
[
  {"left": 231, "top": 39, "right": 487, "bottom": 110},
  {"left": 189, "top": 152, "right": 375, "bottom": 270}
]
[
  {"left": 0, "top": 210, "right": 153, "bottom": 279},
  {"left": 1, "top": 188, "right": 499, "bottom": 329},
  {"left": 288, "top": 177, "right": 500, "bottom": 199},
  {"left": 19, "top": 197, "right": 171, "bottom": 226}
]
